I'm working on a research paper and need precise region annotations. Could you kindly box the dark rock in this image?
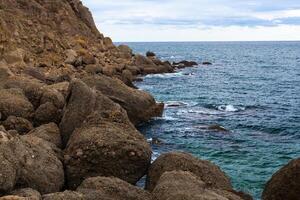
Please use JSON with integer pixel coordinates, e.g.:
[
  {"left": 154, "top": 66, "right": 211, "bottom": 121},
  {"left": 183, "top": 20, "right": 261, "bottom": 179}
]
[
  {"left": 34, "top": 102, "right": 62, "bottom": 126},
  {"left": 76, "top": 176, "right": 152, "bottom": 200},
  {"left": 208, "top": 124, "right": 229, "bottom": 132},
  {"left": 42, "top": 191, "right": 84, "bottom": 200},
  {"left": 146, "top": 51, "right": 156, "bottom": 57},
  {"left": 82, "top": 75, "right": 164, "bottom": 125},
  {"left": 2, "top": 116, "right": 33, "bottom": 134},
  {"left": 262, "top": 158, "right": 300, "bottom": 200},
  {"left": 173, "top": 60, "right": 198, "bottom": 67},
  {"left": 152, "top": 171, "right": 243, "bottom": 200},
  {"left": 202, "top": 61, "right": 212, "bottom": 65},
  {"left": 23, "top": 67, "right": 46, "bottom": 82},
  {"left": 0, "top": 88, "right": 34, "bottom": 120},
  {"left": 146, "top": 152, "right": 232, "bottom": 191}
]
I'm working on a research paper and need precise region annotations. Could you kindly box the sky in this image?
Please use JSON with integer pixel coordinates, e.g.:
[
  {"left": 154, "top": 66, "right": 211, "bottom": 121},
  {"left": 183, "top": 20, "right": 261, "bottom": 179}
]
[{"left": 81, "top": 0, "right": 300, "bottom": 42}]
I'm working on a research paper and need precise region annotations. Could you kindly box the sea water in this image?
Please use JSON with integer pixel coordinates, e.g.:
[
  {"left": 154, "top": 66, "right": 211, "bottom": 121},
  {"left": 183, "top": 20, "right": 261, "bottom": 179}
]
[{"left": 118, "top": 41, "right": 300, "bottom": 199}]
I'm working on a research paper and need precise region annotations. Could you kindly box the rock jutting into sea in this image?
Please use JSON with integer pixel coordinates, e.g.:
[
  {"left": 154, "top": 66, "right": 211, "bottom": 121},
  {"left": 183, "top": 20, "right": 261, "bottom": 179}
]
[{"left": 0, "top": 0, "right": 298, "bottom": 199}]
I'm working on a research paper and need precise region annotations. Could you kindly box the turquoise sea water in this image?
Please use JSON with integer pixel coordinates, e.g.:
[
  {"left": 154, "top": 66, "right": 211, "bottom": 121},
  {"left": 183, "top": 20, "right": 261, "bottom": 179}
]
[{"left": 118, "top": 42, "right": 300, "bottom": 199}]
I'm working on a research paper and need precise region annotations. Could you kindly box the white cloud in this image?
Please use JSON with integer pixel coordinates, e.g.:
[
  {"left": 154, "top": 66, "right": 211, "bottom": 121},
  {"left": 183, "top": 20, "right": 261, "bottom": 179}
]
[{"left": 81, "top": 0, "right": 300, "bottom": 41}]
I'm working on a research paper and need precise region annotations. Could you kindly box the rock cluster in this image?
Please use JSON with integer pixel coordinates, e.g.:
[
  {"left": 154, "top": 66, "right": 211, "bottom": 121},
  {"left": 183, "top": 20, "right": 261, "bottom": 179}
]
[{"left": 3, "top": 0, "right": 297, "bottom": 200}]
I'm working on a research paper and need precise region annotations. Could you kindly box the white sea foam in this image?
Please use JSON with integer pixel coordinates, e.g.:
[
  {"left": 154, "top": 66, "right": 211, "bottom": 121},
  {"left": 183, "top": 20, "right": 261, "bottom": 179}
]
[
  {"left": 217, "top": 105, "right": 245, "bottom": 112},
  {"left": 165, "top": 101, "right": 189, "bottom": 107},
  {"left": 145, "top": 72, "right": 183, "bottom": 79}
]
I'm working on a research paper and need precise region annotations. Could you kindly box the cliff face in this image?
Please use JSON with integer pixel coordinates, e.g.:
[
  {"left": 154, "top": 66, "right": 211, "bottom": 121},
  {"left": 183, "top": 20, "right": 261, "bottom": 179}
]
[{"left": 0, "top": 0, "right": 117, "bottom": 71}]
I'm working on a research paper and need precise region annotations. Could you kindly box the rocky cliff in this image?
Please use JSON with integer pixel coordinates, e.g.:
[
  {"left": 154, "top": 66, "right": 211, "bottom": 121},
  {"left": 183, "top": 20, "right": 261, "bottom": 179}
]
[{"left": 0, "top": 0, "right": 260, "bottom": 200}]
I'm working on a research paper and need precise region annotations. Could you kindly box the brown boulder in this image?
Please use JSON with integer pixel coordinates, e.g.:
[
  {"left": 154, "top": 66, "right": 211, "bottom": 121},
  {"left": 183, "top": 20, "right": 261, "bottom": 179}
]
[
  {"left": 34, "top": 102, "right": 62, "bottom": 125},
  {"left": 82, "top": 75, "right": 164, "bottom": 125},
  {"left": 146, "top": 152, "right": 232, "bottom": 191},
  {"left": 152, "top": 171, "right": 243, "bottom": 200},
  {"left": 2, "top": 116, "right": 33, "bottom": 134},
  {"left": 0, "top": 88, "right": 34, "bottom": 120},
  {"left": 3, "top": 76, "right": 45, "bottom": 109},
  {"left": 0, "top": 131, "right": 64, "bottom": 194},
  {"left": 42, "top": 191, "right": 84, "bottom": 200},
  {"left": 64, "top": 116, "right": 151, "bottom": 188},
  {"left": 76, "top": 176, "right": 152, "bottom": 200},
  {"left": 262, "top": 158, "right": 300, "bottom": 200},
  {"left": 28, "top": 123, "right": 62, "bottom": 148}
]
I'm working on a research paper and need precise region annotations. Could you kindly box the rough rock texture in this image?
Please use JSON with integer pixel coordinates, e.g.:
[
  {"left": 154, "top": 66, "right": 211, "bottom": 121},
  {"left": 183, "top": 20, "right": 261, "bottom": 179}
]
[
  {"left": 2, "top": 116, "right": 33, "bottom": 134},
  {"left": 262, "top": 158, "right": 300, "bottom": 200},
  {"left": 10, "top": 188, "right": 41, "bottom": 200},
  {"left": 152, "top": 171, "right": 243, "bottom": 200},
  {"left": 0, "top": 131, "right": 64, "bottom": 195},
  {"left": 28, "top": 123, "right": 62, "bottom": 148},
  {"left": 82, "top": 75, "right": 164, "bottom": 125},
  {"left": 62, "top": 80, "right": 151, "bottom": 188},
  {"left": 77, "top": 176, "right": 152, "bottom": 200},
  {"left": 146, "top": 152, "right": 232, "bottom": 191},
  {"left": 42, "top": 191, "right": 84, "bottom": 200},
  {"left": 0, "top": 88, "right": 34, "bottom": 120}
]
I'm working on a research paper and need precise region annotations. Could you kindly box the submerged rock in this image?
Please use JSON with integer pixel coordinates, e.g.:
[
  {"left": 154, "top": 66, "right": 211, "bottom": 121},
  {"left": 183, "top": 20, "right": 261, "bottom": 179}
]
[
  {"left": 76, "top": 176, "right": 152, "bottom": 200},
  {"left": 262, "top": 158, "right": 300, "bottom": 200},
  {"left": 202, "top": 61, "right": 213, "bottom": 65},
  {"left": 146, "top": 152, "right": 232, "bottom": 191}
]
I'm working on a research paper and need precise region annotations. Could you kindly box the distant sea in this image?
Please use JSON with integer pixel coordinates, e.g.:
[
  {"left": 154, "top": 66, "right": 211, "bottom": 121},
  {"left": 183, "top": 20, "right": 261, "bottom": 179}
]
[{"left": 116, "top": 41, "right": 300, "bottom": 199}]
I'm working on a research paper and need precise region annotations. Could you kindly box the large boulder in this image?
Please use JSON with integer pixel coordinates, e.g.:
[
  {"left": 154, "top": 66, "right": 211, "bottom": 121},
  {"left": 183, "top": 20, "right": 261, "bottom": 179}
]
[
  {"left": 76, "top": 176, "right": 152, "bottom": 200},
  {"left": 61, "top": 80, "right": 151, "bottom": 188},
  {"left": 0, "top": 131, "right": 64, "bottom": 194},
  {"left": 152, "top": 171, "right": 243, "bottom": 200},
  {"left": 146, "top": 152, "right": 232, "bottom": 191},
  {"left": 82, "top": 75, "right": 164, "bottom": 125},
  {"left": 3, "top": 76, "right": 45, "bottom": 109},
  {"left": 0, "top": 88, "right": 34, "bottom": 120},
  {"left": 28, "top": 123, "right": 62, "bottom": 148},
  {"left": 34, "top": 102, "right": 62, "bottom": 126},
  {"left": 262, "top": 158, "right": 300, "bottom": 200}
]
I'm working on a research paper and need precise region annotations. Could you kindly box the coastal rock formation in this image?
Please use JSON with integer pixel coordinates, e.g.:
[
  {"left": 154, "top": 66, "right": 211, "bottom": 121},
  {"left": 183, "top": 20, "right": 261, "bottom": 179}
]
[
  {"left": 82, "top": 75, "right": 164, "bottom": 125},
  {"left": 28, "top": 123, "right": 62, "bottom": 148},
  {"left": 0, "top": 131, "right": 64, "bottom": 194},
  {"left": 262, "top": 158, "right": 300, "bottom": 200},
  {"left": 76, "top": 176, "right": 152, "bottom": 200},
  {"left": 152, "top": 171, "right": 244, "bottom": 200},
  {"left": 146, "top": 152, "right": 233, "bottom": 191},
  {"left": 62, "top": 80, "right": 151, "bottom": 188}
]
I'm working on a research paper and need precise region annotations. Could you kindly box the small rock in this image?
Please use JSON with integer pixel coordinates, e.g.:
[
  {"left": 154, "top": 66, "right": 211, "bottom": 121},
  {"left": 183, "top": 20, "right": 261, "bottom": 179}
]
[
  {"left": 146, "top": 51, "right": 156, "bottom": 57},
  {"left": 202, "top": 61, "right": 212, "bottom": 65},
  {"left": 2, "top": 116, "right": 33, "bottom": 134}
]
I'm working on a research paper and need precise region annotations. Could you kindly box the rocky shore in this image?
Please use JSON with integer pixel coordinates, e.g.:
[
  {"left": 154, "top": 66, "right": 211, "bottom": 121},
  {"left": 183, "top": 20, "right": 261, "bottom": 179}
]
[{"left": 0, "top": 0, "right": 299, "bottom": 199}]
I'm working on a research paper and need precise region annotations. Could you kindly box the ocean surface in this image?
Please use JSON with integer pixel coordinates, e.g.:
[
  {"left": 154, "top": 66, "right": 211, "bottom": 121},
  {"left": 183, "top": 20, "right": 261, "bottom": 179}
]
[{"left": 118, "top": 41, "right": 300, "bottom": 199}]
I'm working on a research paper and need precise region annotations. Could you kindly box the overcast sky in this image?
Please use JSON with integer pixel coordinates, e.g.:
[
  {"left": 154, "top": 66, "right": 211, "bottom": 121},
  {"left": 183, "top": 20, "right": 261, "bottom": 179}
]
[{"left": 82, "top": 0, "right": 300, "bottom": 42}]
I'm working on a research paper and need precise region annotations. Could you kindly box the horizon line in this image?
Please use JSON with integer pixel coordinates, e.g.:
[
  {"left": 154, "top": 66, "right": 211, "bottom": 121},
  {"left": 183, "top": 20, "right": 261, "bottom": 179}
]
[{"left": 114, "top": 40, "right": 300, "bottom": 43}]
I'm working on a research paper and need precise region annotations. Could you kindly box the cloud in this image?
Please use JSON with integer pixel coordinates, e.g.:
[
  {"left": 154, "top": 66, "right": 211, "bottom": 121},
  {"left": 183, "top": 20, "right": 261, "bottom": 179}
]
[{"left": 81, "top": 0, "right": 300, "bottom": 41}]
